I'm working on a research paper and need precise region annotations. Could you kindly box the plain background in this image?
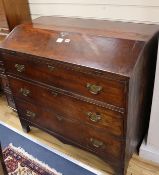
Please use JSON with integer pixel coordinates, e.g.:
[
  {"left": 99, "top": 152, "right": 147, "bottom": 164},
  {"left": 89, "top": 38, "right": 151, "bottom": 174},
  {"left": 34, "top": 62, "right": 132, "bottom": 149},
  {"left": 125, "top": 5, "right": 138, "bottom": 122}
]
[{"left": 28, "top": 0, "right": 159, "bottom": 24}]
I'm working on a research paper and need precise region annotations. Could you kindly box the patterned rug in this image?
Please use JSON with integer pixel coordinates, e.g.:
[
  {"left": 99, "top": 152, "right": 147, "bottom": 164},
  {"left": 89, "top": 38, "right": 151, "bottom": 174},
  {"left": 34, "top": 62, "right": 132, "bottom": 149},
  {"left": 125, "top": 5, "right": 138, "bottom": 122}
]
[
  {"left": 3, "top": 144, "right": 62, "bottom": 175},
  {"left": 0, "top": 122, "right": 96, "bottom": 175}
]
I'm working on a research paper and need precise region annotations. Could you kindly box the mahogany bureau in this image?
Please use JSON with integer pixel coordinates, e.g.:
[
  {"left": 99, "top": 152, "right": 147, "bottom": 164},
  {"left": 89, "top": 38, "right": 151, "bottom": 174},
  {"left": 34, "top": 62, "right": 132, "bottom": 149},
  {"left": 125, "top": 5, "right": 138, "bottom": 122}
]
[{"left": 0, "top": 17, "right": 159, "bottom": 175}]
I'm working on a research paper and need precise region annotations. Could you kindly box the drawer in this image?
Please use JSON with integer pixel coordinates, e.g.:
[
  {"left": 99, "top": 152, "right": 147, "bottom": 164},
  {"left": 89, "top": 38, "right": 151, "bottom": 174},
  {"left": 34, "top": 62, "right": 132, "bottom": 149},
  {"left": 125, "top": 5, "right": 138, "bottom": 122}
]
[
  {"left": 3, "top": 53, "right": 125, "bottom": 108},
  {"left": 9, "top": 76, "right": 124, "bottom": 137},
  {"left": 16, "top": 100, "right": 123, "bottom": 163}
]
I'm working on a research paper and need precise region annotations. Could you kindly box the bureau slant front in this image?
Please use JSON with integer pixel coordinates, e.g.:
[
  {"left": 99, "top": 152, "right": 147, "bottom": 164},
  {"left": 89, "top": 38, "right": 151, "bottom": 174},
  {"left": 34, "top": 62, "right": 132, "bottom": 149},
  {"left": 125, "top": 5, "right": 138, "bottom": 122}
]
[{"left": 0, "top": 17, "right": 158, "bottom": 175}]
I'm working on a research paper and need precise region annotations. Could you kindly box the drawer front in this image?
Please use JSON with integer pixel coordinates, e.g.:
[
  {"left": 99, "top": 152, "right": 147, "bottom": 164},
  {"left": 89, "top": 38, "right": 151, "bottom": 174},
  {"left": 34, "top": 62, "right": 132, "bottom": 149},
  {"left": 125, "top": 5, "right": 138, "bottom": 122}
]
[
  {"left": 16, "top": 100, "right": 123, "bottom": 162},
  {"left": 9, "top": 76, "right": 124, "bottom": 137},
  {"left": 4, "top": 53, "right": 125, "bottom": 108}
]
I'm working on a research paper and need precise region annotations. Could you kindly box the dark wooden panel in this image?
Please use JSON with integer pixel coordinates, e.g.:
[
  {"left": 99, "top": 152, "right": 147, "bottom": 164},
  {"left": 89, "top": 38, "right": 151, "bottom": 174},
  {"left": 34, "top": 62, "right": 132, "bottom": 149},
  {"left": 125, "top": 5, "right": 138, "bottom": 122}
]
[
  {"left": 4, "top": 53, "right": 126, "bottom": 108},
  {"left": 124, "top": 32, "right": 159, "bottom": 174},
  {"left": 8, "top": 76, "right": 124, "bottom": 137},
  {"left": 16, "top": 99, "right": 123, "bottom": 163}
]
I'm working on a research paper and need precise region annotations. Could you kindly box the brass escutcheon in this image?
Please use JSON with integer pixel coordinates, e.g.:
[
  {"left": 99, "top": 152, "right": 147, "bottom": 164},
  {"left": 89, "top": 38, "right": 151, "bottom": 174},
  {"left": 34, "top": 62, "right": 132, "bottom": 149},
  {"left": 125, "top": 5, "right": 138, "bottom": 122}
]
[
  {"left": 20, "top": 88, "right": 30, "bottom": 96},
  {"left": 87, "top": 112, "right": 101, "bottom": 122},
  {"left": 15, "top": 64, "right": 25, "bottom": 72},
  {"left": 47, "top": 65, "right": 55, "bottom": 72},
  {"left": 90, "top": 138, "right": 104, "bottom": 148},
  {"left": 86, "top": 83, "right": 102, "bottom": 95},
  {"left": 26, "top": 110, "right": 36, "bottom": 119}
]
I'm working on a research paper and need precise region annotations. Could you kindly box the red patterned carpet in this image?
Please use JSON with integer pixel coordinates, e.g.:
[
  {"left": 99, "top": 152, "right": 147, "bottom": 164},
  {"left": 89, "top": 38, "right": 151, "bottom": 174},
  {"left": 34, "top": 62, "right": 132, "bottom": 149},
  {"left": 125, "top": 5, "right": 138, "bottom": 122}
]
[{"left": 3, "top": 144, "right": 62, "bottom": 175}]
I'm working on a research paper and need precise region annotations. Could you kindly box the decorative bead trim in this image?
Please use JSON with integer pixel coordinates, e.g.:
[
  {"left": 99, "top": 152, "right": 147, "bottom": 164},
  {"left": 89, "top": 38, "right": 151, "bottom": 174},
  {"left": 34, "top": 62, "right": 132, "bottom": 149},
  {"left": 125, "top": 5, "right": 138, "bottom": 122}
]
[
  {"left": 13, "top": 75, "right": 125, "bottom": 114},
  {"left": 2, "top": 50, "right": 126, "bottom": 114},
  {"left": 1, "top": 49, "right": 128, "bottom": 82}
]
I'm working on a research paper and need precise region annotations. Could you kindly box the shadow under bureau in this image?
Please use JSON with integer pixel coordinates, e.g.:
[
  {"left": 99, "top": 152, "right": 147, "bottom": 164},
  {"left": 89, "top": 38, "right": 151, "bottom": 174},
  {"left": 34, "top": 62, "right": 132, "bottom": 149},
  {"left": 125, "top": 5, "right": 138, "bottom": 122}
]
[{"left": 0, "top": 16, "right": 159, "bottom": 175}]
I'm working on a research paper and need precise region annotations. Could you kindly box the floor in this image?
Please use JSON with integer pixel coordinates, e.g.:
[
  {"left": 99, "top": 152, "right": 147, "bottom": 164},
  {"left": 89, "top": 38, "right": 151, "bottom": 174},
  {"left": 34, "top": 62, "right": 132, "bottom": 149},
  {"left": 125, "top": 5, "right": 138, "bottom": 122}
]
[{"left": 0, "top": 95, "right": 159, "bottom": 175}]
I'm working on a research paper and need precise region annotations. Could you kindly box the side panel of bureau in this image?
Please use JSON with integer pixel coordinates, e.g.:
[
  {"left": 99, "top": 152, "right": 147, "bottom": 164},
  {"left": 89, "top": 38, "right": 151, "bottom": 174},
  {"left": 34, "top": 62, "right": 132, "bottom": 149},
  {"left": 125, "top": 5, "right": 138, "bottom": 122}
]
[{"left": 124, "top": 34, "right": 159, "bottom": 174}]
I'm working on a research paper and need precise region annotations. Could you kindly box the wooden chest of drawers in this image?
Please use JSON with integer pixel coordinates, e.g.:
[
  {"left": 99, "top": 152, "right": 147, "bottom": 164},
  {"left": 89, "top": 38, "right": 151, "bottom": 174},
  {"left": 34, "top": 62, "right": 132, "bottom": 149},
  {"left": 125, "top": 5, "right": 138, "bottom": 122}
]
[{"left": 0, "top": 16, "right": 159, "bottom": 174}]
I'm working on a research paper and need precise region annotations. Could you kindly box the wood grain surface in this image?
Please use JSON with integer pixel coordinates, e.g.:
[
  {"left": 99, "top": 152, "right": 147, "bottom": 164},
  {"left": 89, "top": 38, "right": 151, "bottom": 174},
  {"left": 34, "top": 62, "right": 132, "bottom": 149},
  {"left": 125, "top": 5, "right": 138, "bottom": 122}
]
[
  {"left": 0, "top": 96, "right": 159, "bottom": 175},
  {"left": 0, "top": 17, "right": 158, "bottom": 174}
]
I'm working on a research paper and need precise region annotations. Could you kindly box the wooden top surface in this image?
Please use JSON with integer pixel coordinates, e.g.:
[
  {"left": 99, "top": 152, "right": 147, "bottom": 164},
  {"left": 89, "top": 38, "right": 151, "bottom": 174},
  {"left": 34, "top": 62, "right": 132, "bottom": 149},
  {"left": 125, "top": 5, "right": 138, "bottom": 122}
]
[
  {"left": 0, "top": 16, "right": 159, "bottom": 78},
  {"left": 33, "top": 16, "right": 159, "bottom": 41}
]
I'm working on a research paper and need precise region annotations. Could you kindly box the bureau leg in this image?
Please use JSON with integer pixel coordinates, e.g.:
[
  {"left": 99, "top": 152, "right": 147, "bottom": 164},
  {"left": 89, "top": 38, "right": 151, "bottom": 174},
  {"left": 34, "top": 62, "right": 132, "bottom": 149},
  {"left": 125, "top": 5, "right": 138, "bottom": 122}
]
[{"left": 20, "top": 119, "right": 30, "bottom": 133}]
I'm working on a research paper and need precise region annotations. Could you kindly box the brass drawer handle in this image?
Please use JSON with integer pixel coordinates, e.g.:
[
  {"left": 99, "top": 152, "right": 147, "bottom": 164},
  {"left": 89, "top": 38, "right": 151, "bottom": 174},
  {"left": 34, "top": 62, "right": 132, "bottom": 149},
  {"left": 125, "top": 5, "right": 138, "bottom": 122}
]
[
  {"left": 47, "top": 65, "right": 55, "bottom": 72},
  {"left": 26, "top": 110, "right": 36, "bottom": 119},
  {"left": 87, "top": 112, "right": 101, "bottom": 122},
  {"left": 90, "top": 138, "right": 104, "bottom": 148},
  {"left": 86, "top": 83, "right": 102, "bottom": 95},
  {"left": 15, "top": 64, "right": 25, "bottom": 72},
  {"left": 20, "top": 88, "right": 30, "bottom": 96}
]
